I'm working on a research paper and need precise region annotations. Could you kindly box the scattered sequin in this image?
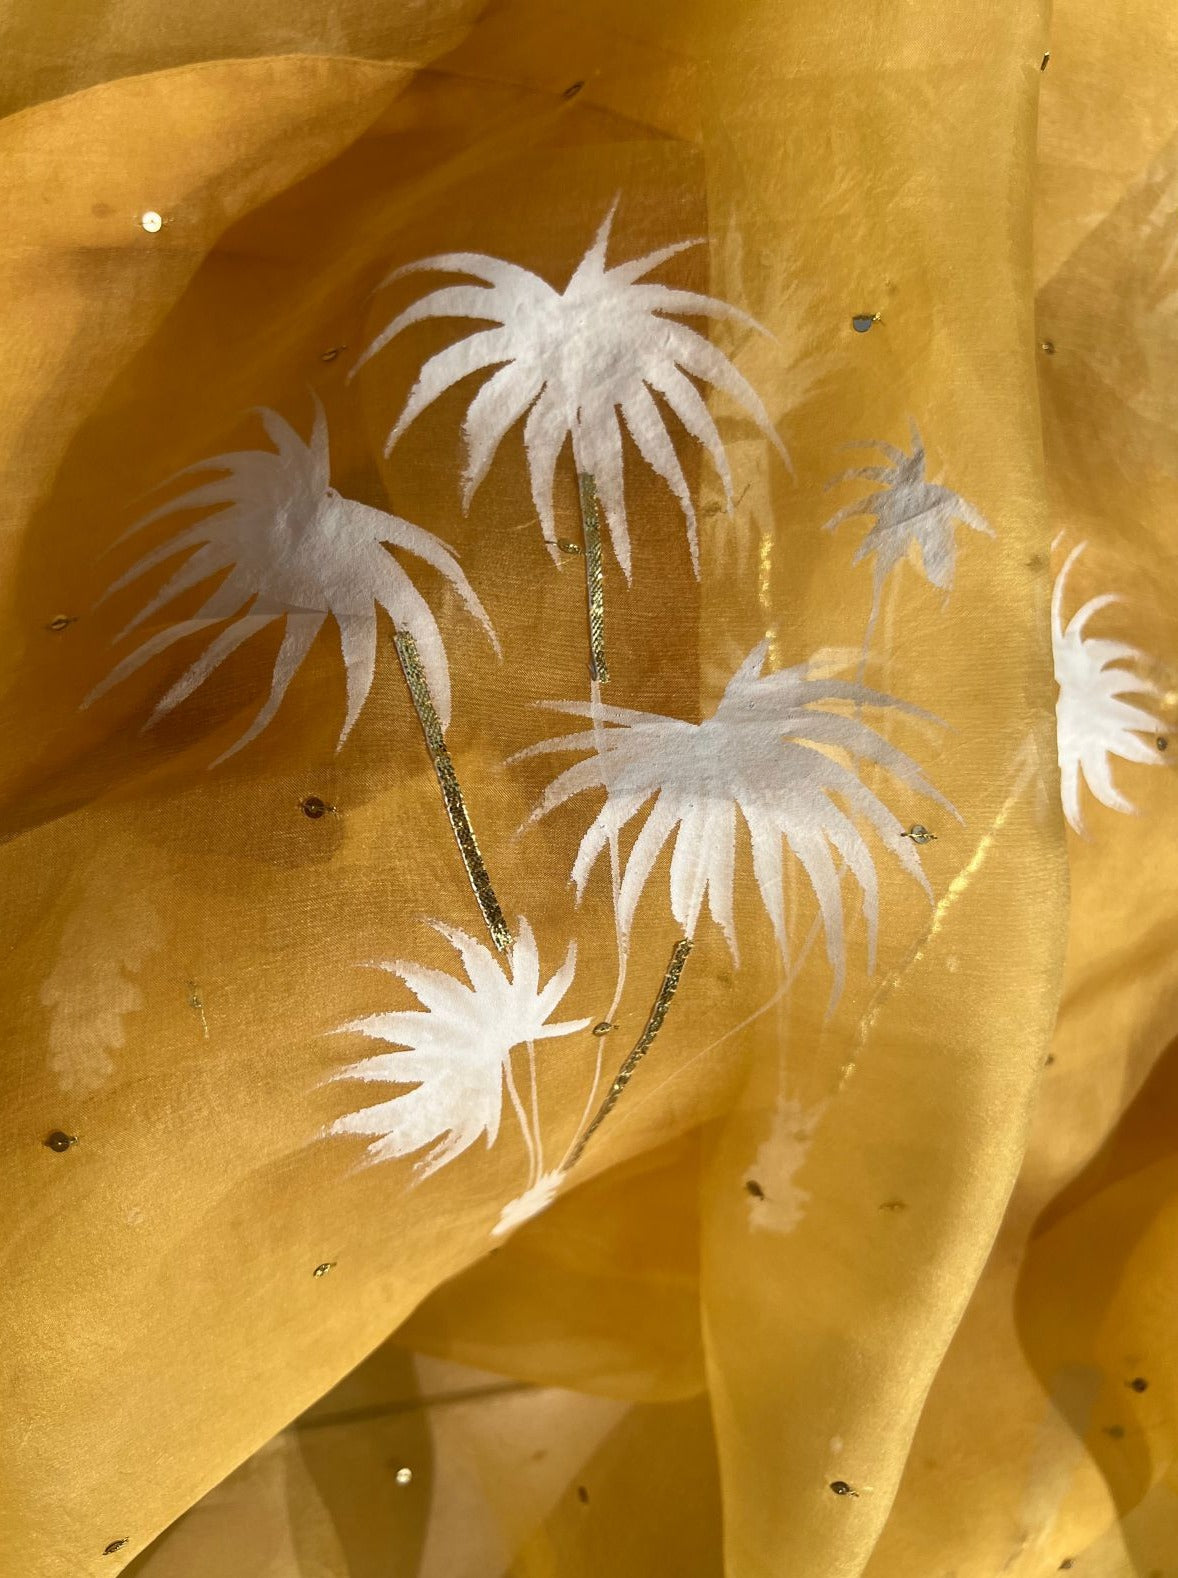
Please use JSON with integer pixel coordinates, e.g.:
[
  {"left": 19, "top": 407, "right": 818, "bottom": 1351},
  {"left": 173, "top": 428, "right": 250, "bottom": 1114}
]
[
  {"left": 300, "top": 796, "right": 332, "bottom": 819},
  {"left": 558, "top": 539, "right": 583, "bottom": 556},
  {"left": 47, "top": 614, "right": 76, "bottom": 632},
  {"left": 879, "top": 1199, "right": 907, "bottom": 1212},
  {"left": 829, "top": 1480, "right": 858, "bottom": 1497},
  {"left": 312, "top": 1262, "right": 336, "bottom": 1278},
  {"left": 1040, "top": 51, "right": 1051, "bottom": 70},
  {"left": 1157, "top": 737, "right": 1168, "bottom": 752},
  {"left": 745, "top": 1179, "right": 765, "bottom": 1199},
  {"left": 577, "top": 1484, "right": 590, "bottom": 1504},
  {"left": 139, "top": 211, "right": 163, "bottom": 233},
  {"left": 395, "top": 1467, "right": 413, "bottom": 1486},
  {"left": 902, "top": 824, "right": 936, "bottom": 844},
  {"left": 562, "top": 81, "right": 585, "bottom": 99},
  {"left": 1040, "top": 339, "right": 1056, "bottom": 355},
  {"left": 591, "top": 1021, "right": 615, "bottom": 1037},
  {"left": 851, "top": 314, "right": 879, "bottom": 333},
  {"left": 320, "top": 346, "right": 346, "bottom": 363},
  {"left": 103, "top": 1540, "right": 129, "bottom": 1556},
  {"left": 45, "top": 1130, "right": 78, "bottom": 1153},
  {"left": 1128, "top": 1376, "right": 1149, "bottom": 1393}
]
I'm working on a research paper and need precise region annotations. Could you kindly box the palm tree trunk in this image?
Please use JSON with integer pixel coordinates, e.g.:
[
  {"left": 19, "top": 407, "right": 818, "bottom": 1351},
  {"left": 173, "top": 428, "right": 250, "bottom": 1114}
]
[
  {"left": 563, "top": 937, "right": 693, "bottom": 1171},
  {"left": 857, "top": 575, "right": 885, "bottom": 683},
  {"left": 393, "top": 628, "right": 513, "bottom": 955},
  {"left": 577, "top": 472, "right": 609, "bottom": 684}
]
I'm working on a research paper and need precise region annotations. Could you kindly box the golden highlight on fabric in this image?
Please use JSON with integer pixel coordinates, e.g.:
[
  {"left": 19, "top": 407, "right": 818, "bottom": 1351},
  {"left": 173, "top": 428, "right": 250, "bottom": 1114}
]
[{"left": 394, "top": 629, "right": 513, "bottom": 955}]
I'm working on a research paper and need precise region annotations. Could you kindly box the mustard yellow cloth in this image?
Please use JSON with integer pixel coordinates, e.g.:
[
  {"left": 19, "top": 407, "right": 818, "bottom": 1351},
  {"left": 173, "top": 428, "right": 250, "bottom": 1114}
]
[{"left": 1, "top": 1, "right": 1175, "bottom": 1575}]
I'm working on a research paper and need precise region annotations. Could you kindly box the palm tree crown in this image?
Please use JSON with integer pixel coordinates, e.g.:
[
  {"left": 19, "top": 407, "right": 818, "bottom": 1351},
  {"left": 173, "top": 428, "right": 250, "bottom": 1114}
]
[
  {"left": 1052, "top": 542, "right": 1165, "bottom": 833},
  {"left": 823, "top": 420, "right": 992, "bottom": 595},
  {"left": 353, "top": 198, "right": 788, "bottom": 579},
  {"left": 328, "top": 919, "right": 590, "bottom": 1177},
  {"left": 85, "top": 401, "right": 497, "bottom": 762},
  {"left": 515, "top": 642, "right": 954, "bottom": 1001}
]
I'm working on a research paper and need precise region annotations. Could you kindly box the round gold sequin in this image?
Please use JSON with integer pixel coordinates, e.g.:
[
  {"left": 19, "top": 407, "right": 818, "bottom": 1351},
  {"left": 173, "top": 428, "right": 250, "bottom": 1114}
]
[
  {"left": 395, "top": 1466, "right": 413, "bottom": 1485},
  {"left": 591, "top": 1021, "right": 615, "bottom": 1036},
  {"left": 301, "top": 796, "right": 331, "bottom": 819},
  {"left": 320, "top": 346, "right": 346, "bottom": 363},
  {"left": 313, "top": 1262, "right": 336, "bottom": 1278},
  {"left": 103, "top": 1540, "right": 129, "bottom": 1556},
  {"left": 1128, "top": 1376, "right": 1149, "bottom": 1393},
  {"left": 1040, "top": 339, "right": 1056, "bottom": 355},
  {"left": 1157, "top": 736, "right": 1168, "bottom": 752},
  {"left": 829, "top": 1480, "right": 858, "bottom": 1497},
  {"left": 745, "top": 1179, "right": 765, "bottom": 1199},
  {"left": 45, "top": 1130, "right": 78, "bottom": 1153},
  {"left": 561, "top": 80, "right": 585, "bottom": 99},
  {"left": 47, "top": 614, "right": 76, "bottom": 632},
  {"left": 139, "top": 210, "right": 163, "bottom": 233},
  {"left": 851, "top": 314, "right": 879, "bottom": 333},
  {"left": 901, "top": 823, "right": 936, "bottom": 844},
  {"left": 557, "top": 539, "right": 583, "bottom": 556}
]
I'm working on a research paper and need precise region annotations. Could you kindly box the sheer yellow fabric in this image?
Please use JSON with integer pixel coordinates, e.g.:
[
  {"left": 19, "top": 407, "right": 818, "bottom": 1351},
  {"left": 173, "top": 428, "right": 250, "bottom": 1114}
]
[{"left": 0, "top": 1, "right": 1174, "bottom": 1575}]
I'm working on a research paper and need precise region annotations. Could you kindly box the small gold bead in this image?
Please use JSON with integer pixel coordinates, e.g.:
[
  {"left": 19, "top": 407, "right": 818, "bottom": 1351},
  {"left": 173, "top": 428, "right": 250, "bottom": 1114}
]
[{"left": 312, "top": 1261, "right": 336, "bottom": 1278}]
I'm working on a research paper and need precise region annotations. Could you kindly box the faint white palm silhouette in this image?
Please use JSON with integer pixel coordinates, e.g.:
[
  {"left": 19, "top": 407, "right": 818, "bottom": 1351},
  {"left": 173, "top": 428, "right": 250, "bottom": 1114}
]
[
  {"left": 1052, "top": 542, "right": 1166, "bottom": 833},
  {"left": 515, "top": 640, "right": 954, "bottom": 1007},
  {"left": 86, "top": 400, "right": 497, "bottom": 762},
  {"left": 354, "top": 198, "right": 787, "bottom": 581},
  {"left": 823, "top": 420, "right": 992, "bottom": 673},
  {"left": 328, "top": 918, "right": 590, "bottom": 1185}
]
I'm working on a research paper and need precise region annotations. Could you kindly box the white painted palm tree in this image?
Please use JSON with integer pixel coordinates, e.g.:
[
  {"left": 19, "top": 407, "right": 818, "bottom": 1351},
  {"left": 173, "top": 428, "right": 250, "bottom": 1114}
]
[
  {"left": 515, "top": 640, "right": 954, "bottom": 1013},
  {"left": 85, "top": 401, "right": 512, "bottom": 949},
  {"left": 823, "top": 420, "right": 992, "bottom": 673},
  {"left": 352, "top": 197, "right": 788, "bottom": 679},
  {"left": 327, "top": 919, "right": 590, "bottom": 1215},
  {"left": 1052, "top": 542, "right": 1166, "bottom": 833}
]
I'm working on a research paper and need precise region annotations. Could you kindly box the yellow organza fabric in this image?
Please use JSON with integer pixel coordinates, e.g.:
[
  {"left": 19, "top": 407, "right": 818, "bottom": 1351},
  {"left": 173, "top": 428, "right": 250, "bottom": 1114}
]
[{"left": 0, "top": 0, "right": 1174, "bottom": 1574}]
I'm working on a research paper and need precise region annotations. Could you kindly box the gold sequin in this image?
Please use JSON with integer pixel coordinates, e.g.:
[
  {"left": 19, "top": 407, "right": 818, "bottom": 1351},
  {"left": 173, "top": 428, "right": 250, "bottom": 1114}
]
[
  {"left": 577, "top": 473, "right": 609, "bottom": 684},
  {"left": 394, "top": 630, "right": 513, "bottom": 955},
  {"left": 901, "top": 823, "right": 936, "bottom": 844},
  {"left": 566, "top": 938, "right": 692, "bottom": 1168}
]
